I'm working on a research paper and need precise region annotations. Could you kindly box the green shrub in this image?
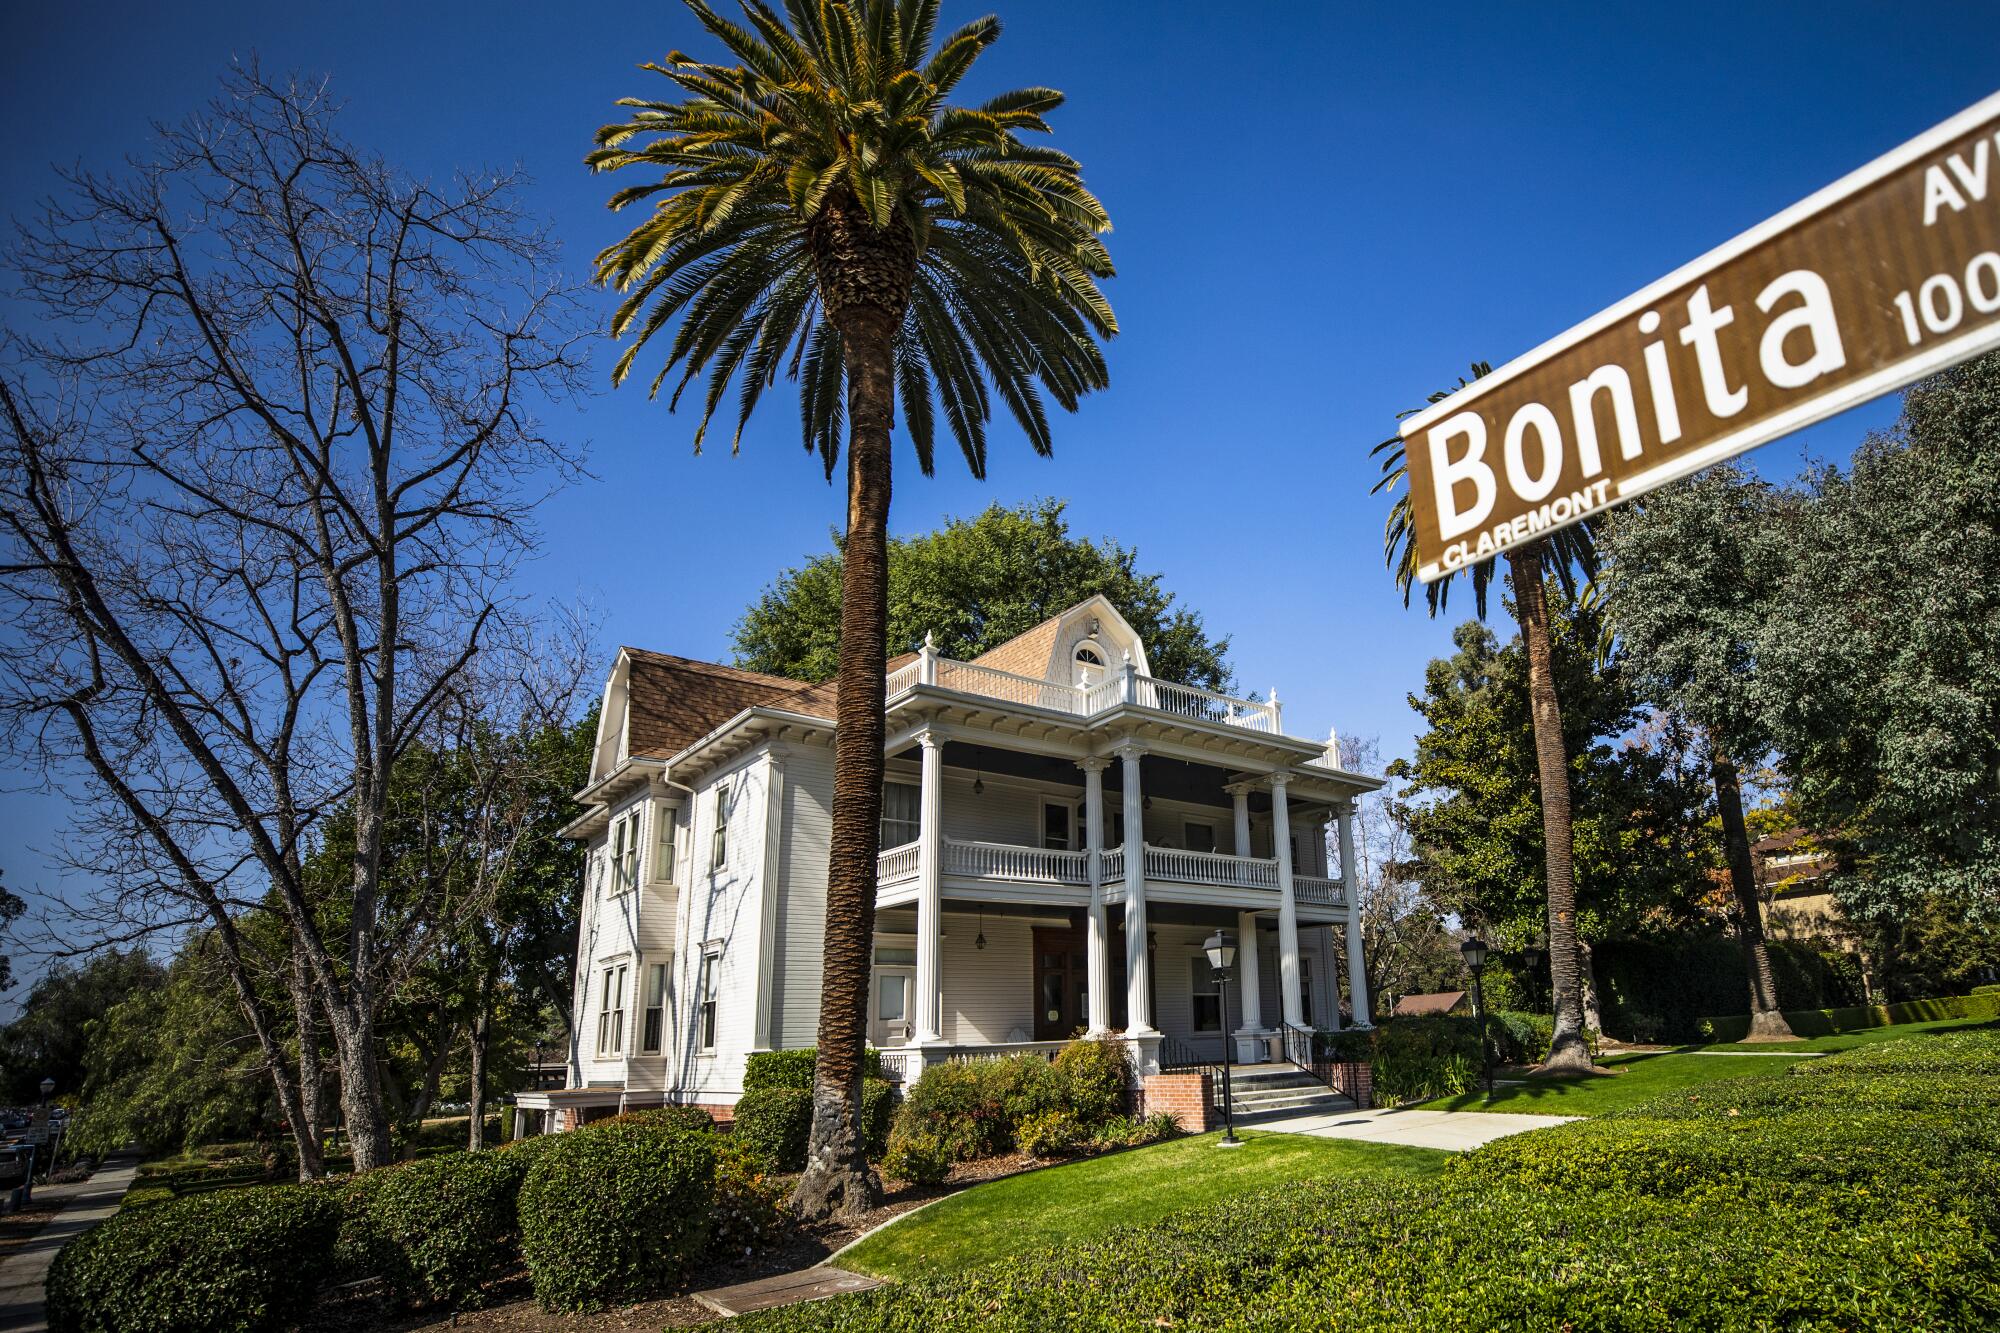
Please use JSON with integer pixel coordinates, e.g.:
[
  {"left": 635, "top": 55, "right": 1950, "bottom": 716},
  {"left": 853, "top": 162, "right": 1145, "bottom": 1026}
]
[
  {"left": 709, "top": 1134, "right": 790, "bottom": 1259},
  {"left": 1791, "top": 1026, "right": 2000, "bottom": 1078},
  {"left": 47, "top": 1184, "right": 339, "bottom": 1333},
  {"left": 596, "top": 1104, "right": 717, "bottom": 1134},
  {"left": 733, "top": 1087, "right": 813, "bottom": 1172},
  {"left": 860, "top": 1078, "right": 899, "bottom": 1159},
  {"left": 1016, "top": 1110, "right": 1085, "bottom": 1158},
  {"left": 1051, "top": 1037, "right": 1130, "bottom": 1126},
  {"left": 517, "top": 1123, "right": 715, "bottom": 1313},
  {"left": 324, "top": 1164, "right": 401, "bottom": 1284},
  {"left": 1369, "top": 1015, "right": 1480, "bottom": 1102},
  {"left": 1696, "top": 988, "right": 2000, "bottom": 1042},
  {"left": 881, "top": 1128, "right": 951, "bottom": 1185},
  {"left": 1487, "top": 1010, "right": 1552, "bottom": 1064},
  {"left": 366, "top": 1150, "right": 520, "bottom": 1308},
  {"left": 742, "top": 1046, "right": 885, "bottom": 1092},
  {"left": 893, "top": 1061, "right": 1009, "bottom": 1161}
]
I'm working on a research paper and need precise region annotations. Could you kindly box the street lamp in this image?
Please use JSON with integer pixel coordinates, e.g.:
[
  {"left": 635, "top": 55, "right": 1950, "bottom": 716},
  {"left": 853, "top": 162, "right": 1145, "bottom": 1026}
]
[
  {"left": 1519, "top": 942, "right": 1546, "bottom": 1012},
  {"left": 38, "top": 1078, "right": 53, "bottom": 1107},
  {"left": 1460, "top": 937, "right": 1493, "bottom": 1101},
  {"left": 1203, "top": 930, "right": 1241, "bottom": 1147}
]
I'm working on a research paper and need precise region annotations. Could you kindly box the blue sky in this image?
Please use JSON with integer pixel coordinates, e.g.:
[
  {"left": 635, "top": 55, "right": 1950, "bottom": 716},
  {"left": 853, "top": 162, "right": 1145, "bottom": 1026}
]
[{"left": 2, "top": 2, "right": 1995, "bottom": 990}]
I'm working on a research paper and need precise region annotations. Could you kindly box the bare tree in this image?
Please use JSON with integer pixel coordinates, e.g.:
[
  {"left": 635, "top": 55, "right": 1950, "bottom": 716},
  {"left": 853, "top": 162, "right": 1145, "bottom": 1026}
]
[
  {"left": 1332, "top": 736, "right": 1462, "bottom": 1017},
  {"left": 0, "top": 67, "right": 585, "bottom": 1170}
]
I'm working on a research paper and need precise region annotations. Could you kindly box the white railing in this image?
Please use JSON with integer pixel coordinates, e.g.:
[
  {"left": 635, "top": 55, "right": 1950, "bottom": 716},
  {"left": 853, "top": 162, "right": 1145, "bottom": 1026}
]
[
  {"left": 933, "top": 658, "right": 1087, "bottom": 715},
  {"left": 874, "top": 1046, "right": 923, "bottom": 1085},
  {"left": 877, "top": 840, "right": 921, "bottom": 885},
  {"left": 942, "top": 1040, "right": 1068, "bottom": 1065},
  {"left": 1135, "top": 676, "right": 1280, "bottom": 733},
  {"left": 1294, "top": 873, "right": 1346, "bottom": 907},
  {"left": 944, "top": 838, "right": 1089, "bottom": 885},
  {"left": 1100, "top": 846, "right": 1125, "bottom": 882},
  {"left": 1142, "top": 844, "right": 1280, "bottom": 889},
  {"left": 885, "top": 658, "right": 923, "bottom": 697},
  {"left": 1083, "top": 676, "right": 1126, "bottom": 714}
]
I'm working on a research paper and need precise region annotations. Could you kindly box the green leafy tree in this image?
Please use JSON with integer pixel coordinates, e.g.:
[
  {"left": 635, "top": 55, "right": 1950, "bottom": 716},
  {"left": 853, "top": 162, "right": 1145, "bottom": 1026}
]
[
  {"left": 733, "top": 500, "right": 1231, "bottom": 688},
  {"left": 0, "top": 870, "right": 25, "bottom": 993},
  {"left": 0, "top": 950, "right": 164, "bottom": 1105},
  {"left": 1599, "top": 466, "right": 1797, "bottom": 1038},
  {"left": 589, "top": 0, "right": 1115, "bottom": 1217},
  {"left": 1374, "top": 365, "right": 1603, "bottom": 1071}
]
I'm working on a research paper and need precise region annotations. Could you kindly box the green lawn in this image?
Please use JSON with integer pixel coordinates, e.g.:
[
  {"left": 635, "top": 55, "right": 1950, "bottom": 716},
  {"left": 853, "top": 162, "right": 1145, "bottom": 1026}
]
[
  {"left": 1421, "top": 1013, "right": 2000, "bottom": 1117},
  {"left": 839, "top": 1132, "right": 1447, "bottom": 1281}
]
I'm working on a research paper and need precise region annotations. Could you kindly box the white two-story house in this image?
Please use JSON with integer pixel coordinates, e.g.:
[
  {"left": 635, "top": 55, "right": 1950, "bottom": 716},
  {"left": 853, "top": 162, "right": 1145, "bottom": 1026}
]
[{"left": 513, "top": 596, "right": 1381, "bottom": 1132}]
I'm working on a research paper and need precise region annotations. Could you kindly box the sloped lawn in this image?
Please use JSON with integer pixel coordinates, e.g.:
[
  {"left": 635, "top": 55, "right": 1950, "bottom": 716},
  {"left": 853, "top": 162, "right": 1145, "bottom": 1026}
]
[{"left": 837, "top": 1132, "right": 1446, "bottom": 1281}]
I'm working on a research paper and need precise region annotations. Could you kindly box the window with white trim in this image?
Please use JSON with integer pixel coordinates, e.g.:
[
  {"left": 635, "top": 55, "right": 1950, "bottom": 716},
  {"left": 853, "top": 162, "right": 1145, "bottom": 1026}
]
[
  {"left": 1183, "top": 821, "right": 1216, "bottom": 854},
  {"left": 881, "top": 781, "right": 919, "bottom": 848},
  {"left": 653, "top": 805, "right": 677, "bottom": 886},
  {"left": 710, "top": 783, "right": 731, "bottom": 870},
  {"left": 1190, "top": 956, "right": 1222, "bottom": 1032},
  {"left": 596, "top": 962, "right": 628, "bottom": 1057},
  {"left": 640, "top": 963, "right": 667, "bottom": 1054},
  {"left": 1042, "top": 799, "right": 1074, "bottom": 851},
  {"left": 696, "top": 947, "right": 721, "bottom": 1051}
]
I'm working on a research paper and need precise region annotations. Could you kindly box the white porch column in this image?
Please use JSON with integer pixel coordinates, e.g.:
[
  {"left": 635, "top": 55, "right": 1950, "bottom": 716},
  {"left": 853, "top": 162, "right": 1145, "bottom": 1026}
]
[
  {"left": 1234, "top": 910, "right": 1265, "bottom": 1062},
  {"left": 1273, "top": 775, "right": 1303, "bottom": 1028},
  {"left": 1338, "top": 800, "right": 1372, "bottom": 1027},
  {"left": 1229, "top": 783, "right": 1252, "bottom": 857},
  {"left": 1081, "top": 756, "right": 1112, "bottom": 1036},
  {"left": 914, "top": 729, "right": 944, "bottom": 1042},
  {"left": 1118, "top": 742, "right": 1156, "bottom": 1035}
]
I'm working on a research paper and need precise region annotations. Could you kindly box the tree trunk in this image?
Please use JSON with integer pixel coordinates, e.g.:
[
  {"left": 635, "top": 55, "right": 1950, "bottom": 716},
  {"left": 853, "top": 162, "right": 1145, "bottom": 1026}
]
[
  {"left": 793, "top": 300, "right": 900, "bottom": 1221},
  {"left": 468, "top": 967, "right": 497, "bottom": 1151},
  {"left": 329, "top": 1002, "right": 395, "bottom": 1169},
  {"left": 1713, "top": 754, "right": 1795, "bottom": 1041},
  {"left": 289, "top": 950, "right": 327, "bottom": 1180},
  {"left": 1578, "top": 938, "right": 1603, "bottom": 1038},
  {"left": 1506, "top": 544, "right": 1594, "bottom": 1073}
]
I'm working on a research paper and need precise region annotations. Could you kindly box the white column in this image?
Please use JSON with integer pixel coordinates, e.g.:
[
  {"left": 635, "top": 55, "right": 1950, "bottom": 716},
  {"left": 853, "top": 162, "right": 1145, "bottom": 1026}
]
[
  {"left": 1234, "top": 910, "right": 1264, "bottom": 1062},
  {"left": 1081, "top": 756, "right": 1111, "bottom": 1036},
  {"left": 1273, "top": 775, "right": 1303, "bottom": 1028},
  {"left": 1230, "top": 783, "right": 1252, "bottom": 857},
  {"left": 1118, "top": 743, "right": 1155, "bottom": 1035},
  {"left": 1338, "top": 800, "right": 1372, "bottom": 1028},
  {"left": 915, "top": 729, "right": 943, "bottom": 1042}
]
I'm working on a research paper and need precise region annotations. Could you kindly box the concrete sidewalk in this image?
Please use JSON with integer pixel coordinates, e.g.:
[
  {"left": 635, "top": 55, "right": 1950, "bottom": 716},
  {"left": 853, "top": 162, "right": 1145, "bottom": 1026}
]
[
  {"left": 1252, "top": 1105, "right": 1573, "bottom": 1151},
  {"left": 0, "top": 1155, "right": 141, "bottom": 1333}
]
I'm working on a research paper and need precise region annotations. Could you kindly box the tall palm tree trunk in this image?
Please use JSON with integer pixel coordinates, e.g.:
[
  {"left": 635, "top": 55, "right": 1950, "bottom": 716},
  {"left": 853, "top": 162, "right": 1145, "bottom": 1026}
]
[
  {"left": 1712, "top": 753, "right": 1794, "bottom": 1041},
  {"left": 795, "top": 325, "right": 902, "bottom": 1227},
  {"left": 1507, "top": 542, "right": 1594, "bottom": 1073}
]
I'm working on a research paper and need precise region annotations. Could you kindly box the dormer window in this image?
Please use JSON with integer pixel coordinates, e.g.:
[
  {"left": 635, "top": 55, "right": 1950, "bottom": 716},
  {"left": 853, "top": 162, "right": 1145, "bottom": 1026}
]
[{"left": 1074, "top": 641, "right": 1107, "bottom": 686}]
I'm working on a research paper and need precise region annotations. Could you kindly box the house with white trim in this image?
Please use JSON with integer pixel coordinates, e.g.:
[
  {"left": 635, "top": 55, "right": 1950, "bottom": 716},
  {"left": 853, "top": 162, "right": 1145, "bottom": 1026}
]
[{"left": 513, "top": 597, "right": 1381, "bottom": 1132}]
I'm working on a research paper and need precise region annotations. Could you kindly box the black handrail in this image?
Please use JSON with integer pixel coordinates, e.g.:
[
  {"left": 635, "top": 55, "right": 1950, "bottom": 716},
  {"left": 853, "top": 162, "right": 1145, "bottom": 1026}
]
[{"left": 1158, "top": 1033, "right": 1224, "bottom": 1078}]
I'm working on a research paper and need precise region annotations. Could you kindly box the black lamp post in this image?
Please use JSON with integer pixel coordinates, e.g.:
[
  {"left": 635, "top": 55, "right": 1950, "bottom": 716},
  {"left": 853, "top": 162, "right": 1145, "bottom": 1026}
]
[
  {"left": 38, "top": 1078, "right": 53, "bottom": 1108},
  {"left": 1520, "top": 942, "right": 1546, "bottom": 1013},
  {"left": 1203, "top": 930, "right": 1241, "bottom": 1147},
  {"left": 1460, "top": 936, "right": 1493, "bottom": 1100}
]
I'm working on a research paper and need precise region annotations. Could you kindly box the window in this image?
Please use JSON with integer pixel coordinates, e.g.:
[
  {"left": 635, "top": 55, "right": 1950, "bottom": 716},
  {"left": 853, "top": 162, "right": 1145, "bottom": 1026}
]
[
  {"left": 1190, "top": 957, "right": 1222, "bottom": 1032},
  {"left": 710, "top": 784, "right": 731, "bottom": 870},
  {"left": 607, "top": 817, "right": 633, "bottom": 894},
  {"left": 640, "top": 963, "right": 667, "bottom": 1054},
  {"left": 1075, "top": 644, "right": 1104, "bottom": 666},
  {"left": 653, "top": 806, "right": 677, "bottom": 886},
  {"left": 881, "top": 781, "right": 919, "bottom": 848},
  {"left": 696, "top": 949, "right": 721, "bottom": 1051},
  {"left": 620, "top": 814, "right": 639, "bottom": 890},
  {"left": 1042, "top": 800, "right": 1073, "bottom": 851},
  {"left": 1183, "top": 821, "right": 1216, "bottom": 854},
  {"left": 596, "top": 963, "right": 628, "bottom": 1057}
]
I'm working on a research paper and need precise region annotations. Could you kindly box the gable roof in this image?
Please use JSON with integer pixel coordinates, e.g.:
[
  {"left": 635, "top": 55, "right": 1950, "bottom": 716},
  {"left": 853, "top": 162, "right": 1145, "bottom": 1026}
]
[
  {"left": 970, "top": 615, "right": 1063, "bottom": 679},
  {"left": 622, "top": 649, "right": 808, "bottom": 761},
  {"left": 774, "top": 651, "right": 919, "bottom": 722},
  {"left": 1391, "top": 991, "right": 1469, "bottom": 1017}
]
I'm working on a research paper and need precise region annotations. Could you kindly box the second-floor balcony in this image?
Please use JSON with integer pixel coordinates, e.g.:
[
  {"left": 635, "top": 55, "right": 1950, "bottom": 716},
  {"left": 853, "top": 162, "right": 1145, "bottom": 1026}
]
[
  {"left": 886, "top": 652, "right": 1283, "bottom": 735},
  {"left": 877, "top": 836, "right": 1345, "bottom": 909}
]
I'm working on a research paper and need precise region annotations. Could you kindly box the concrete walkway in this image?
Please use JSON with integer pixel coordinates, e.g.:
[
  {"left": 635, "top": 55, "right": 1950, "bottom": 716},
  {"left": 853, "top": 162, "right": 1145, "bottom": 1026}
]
[
  {"left": 1251, "top": 1105, "right": 1573, "bottom": 1150},
  {"left": 0, "top": 1155, "right": 141, "bottom": 1333}
]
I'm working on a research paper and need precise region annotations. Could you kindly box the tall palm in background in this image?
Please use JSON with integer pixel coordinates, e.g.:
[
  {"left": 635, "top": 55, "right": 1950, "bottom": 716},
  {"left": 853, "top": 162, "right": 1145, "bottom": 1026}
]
[
  {"left": 590, "top": 0, "right": 1115, "bottom": 1216},
  {"left": 1373, "top": 364, "right": 1598, "bottom": 1073}
]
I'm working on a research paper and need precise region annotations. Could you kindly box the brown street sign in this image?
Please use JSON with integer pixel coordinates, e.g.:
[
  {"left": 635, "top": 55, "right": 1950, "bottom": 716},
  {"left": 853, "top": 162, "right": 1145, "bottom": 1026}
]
[{"left": 1402, "top": 90, "right": 2000, "bottom": 583}]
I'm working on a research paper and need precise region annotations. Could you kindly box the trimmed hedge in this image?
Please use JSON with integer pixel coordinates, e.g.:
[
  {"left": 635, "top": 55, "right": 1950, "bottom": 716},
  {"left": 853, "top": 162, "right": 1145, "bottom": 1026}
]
[
  {"left": 734, "top": 1087, "right": 813, "bottom": 1171},
  {"left": 742, "top": 1046, "right": 885, "bottom": 1092},
  {"left": 365, "top": 1150, "right": 520, "bottom": 1308},
  {"left": 47, "top": 1185, "right": 340, "bottom": 1333},
  {"left": 595, "top": 1104, "right": 717, "bottom": 1134},
  {"left": 1696, "top": 987, "right": 2000, "bottom": 1042},
  {"left": 860, "top": 1078, "right": 899, "bottom": 1159},
  {"left": 517, "top": 1123, "right": 715, "bottom": 1312}
]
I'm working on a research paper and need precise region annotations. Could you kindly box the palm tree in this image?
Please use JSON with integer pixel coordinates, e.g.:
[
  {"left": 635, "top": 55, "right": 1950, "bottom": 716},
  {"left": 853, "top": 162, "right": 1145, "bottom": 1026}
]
[
  {"left": 1373, "top": 364, "right": 1598, "bottom": 1074},
  {"left": 588, "top": 0, "right": 1114, "bottom": 1216}
]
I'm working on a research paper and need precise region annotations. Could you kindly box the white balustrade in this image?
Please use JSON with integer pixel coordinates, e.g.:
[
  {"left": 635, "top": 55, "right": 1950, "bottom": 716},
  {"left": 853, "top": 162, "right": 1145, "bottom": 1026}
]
[
  {"left": 1099, "top": 846, "right": 1125, "bottom": 883},
  {"left": 1293, "top": 873, "right": 1346, "bottom": 907},
  {"left": 942, "top": 1040, "right": 1068, "bottom": 1065},
  {"left": 1141, "top": 844, "right": 1280, "bottom": 889},
  {"left": 877, "top": 840, "right": 921, "bottom": 885},
  {"left": 1134, "top": 676, "right": 1281, "bottom": 733},
  {"left": 873, "top": 1047, "right": 924, "bottom": 1085},
  {"left": 888, "top": 656, "right": 1282, "bottom": 736},
  {"left": 933, "top": 659, "right": 1087, "bottom": 715},
  {"left": 884, "top": 659, "right": 922, "bottom": 697},
  {"left": 943, "top": 838, "right": 1089, "bottom": 885}
]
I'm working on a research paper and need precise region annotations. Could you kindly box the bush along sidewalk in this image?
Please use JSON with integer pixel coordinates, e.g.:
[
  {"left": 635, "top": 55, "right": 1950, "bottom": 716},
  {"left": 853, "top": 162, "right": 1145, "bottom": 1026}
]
[{"left": 738, "top": 1028, "right": 2000, "bottom": 1332}]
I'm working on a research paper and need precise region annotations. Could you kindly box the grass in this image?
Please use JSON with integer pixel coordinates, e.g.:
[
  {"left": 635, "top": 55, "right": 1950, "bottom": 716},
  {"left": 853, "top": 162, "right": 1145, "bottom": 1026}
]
[
  {"left": 838, "top": 1131, "right": 1446, "bottom": 1281},
  {"left": 1421, "top": 1013, "right": 2000, "bottom": 1116}
]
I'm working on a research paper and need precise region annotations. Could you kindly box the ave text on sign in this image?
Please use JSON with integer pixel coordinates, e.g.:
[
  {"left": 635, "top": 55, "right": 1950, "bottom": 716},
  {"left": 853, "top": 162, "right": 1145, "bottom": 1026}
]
[{"left": 1401, "top": 91, "right": 2000, "bottom": 582}]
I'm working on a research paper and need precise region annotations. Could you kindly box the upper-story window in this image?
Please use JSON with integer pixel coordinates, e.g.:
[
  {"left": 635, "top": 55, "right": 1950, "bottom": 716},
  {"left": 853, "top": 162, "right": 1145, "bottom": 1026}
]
[
  {"left": 881, "top": 781, "right": 919, "bottom": 848},
  {"left": 596, "top": 962, "right": 628, "bottom": 1057},
  {"left": 653, "top": 803, "right": 677, "bottom": 887},
  {"left": 1073, "top": 641, "right": 1107, "bottom": 685},
  {"left": 710, "top": 783, "right": 731, "bottom": 870},
  {"left": 608, "top": 813, "right": 639, "bottom": 895}
]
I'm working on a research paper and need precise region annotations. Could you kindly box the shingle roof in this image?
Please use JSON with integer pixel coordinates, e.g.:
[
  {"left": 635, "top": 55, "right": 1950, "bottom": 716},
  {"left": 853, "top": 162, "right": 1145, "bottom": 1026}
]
[
  {"left": 622, "top": 649, "right": 808, "bottom": 760},
  {"left": 969, "top": 616, "right": 1062, "bottom": 680},
  {"left": 1391, "top": 991, "right": 1469, "bottom": 1017},
  {"left": 774, "top": 651, "right": 919, "bottom": 722}
]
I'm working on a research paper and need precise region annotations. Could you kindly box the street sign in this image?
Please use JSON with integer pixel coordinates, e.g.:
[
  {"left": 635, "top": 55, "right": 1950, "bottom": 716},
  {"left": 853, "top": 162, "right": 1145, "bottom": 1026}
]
[{"left": 1402, "top": 90, "right": 2000, "bottom": 583}]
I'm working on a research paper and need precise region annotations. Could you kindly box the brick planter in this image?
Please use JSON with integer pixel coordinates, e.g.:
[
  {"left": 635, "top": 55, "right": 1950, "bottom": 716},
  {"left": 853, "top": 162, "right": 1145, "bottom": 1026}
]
[{"left": 1140, "top": 1072, "right": 1214, "bottom": 1132}]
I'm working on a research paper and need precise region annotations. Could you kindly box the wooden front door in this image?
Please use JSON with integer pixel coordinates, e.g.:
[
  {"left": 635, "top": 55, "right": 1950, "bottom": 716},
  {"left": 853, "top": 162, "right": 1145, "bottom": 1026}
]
[{"left": 1032, "top": 926, "right": 1088, "bottom": 1041}]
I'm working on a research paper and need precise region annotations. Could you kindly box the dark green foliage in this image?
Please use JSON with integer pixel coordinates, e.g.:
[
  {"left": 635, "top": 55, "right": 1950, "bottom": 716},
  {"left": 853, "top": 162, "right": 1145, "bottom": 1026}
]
[
  {"left": 733, "top": 1087, "right": 814, "bottom": 1172},
  {"left": 880, "top": 1129, "right": 951, "bottom": 1185},
  {"left": 1369, "top": 1016, "right": 1480, "bottom": 1103},
  {"left": 1050, "top": 1037, "right": 1130, "bottom": 1126},
  {"left": 1698, "top": 988, "right": 2000, "bottom": 1042},
  {"left": 517, "top": 1123, "right": 716, "bottom": 1312},
  {"left": 859, "top": 1078, "right": 899, "bottom": 1160},
  {"left": 1487, "top": 1010, "right": 1552, "bottom": 1064},
  {"left": 733, "top": 501, "right": 1232, "bottom": 691},
  {"left": 595, "top": 1104, "right": 717, "bottom": 1134},
  {"left": 741, "top": 1046, "right": 884, "bottom": 1093},
  {"left": 47, "top": 1184, "right": 339, "bottom": 1333},
  {"left": 365, "top": 1151, "right": 520, "bottom": 1308},
  {"left": 325, "top": 1164, "right": 402, "bottom": 1284},
  {"left": 708, "top": 1134, "right": 790, "bottom": 1260},
  {"left": 746, "top": 1032, "right": 2000, "bottom": 1333},
  {"left": 1595, "top": 932, "right": 1865, "bottom": 1041},
  {"left": 891, "top": 1040, "right": 1132, "bottom": 1164}
]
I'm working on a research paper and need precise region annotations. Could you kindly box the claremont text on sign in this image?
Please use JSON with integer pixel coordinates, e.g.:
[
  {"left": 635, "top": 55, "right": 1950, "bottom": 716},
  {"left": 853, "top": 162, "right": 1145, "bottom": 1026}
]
[{"left": 1401, "top": 90, "right": 2000, "bottom": 582}]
